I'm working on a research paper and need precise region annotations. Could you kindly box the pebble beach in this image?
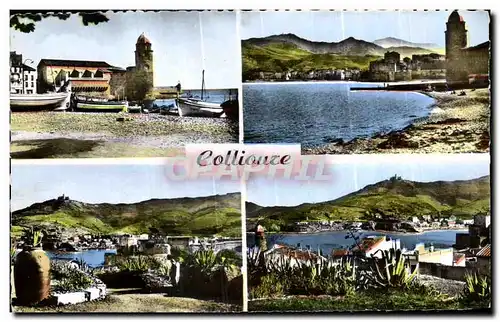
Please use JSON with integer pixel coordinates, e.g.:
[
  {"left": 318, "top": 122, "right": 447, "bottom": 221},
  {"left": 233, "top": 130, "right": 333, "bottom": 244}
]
[
  {"left": 303, "top": 88, "right": 490, "bottom": 154},
  {"left": 10, "top": 112, "right": 239, "bottom": 158}
]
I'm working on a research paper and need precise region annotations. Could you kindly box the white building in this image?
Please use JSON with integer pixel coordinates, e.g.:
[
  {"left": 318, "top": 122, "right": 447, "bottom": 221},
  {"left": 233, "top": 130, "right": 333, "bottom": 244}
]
[
  {"left": 10, "top": 51, "right": 37, "bottom": 94},
  {"left": 352, "top": 235, "right": 402, "bottom": 258}
]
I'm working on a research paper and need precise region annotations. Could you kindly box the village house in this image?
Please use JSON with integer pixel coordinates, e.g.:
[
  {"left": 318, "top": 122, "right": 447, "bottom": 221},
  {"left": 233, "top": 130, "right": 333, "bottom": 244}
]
[
  {"left": 352, "top": 235, "right": 402, "bottom": 258},
  {"left": 10, "top": 51, "right": 37, "bottom": 94},
  {"left": 264, "top": 244, "right": 327, "bottom": 268}
]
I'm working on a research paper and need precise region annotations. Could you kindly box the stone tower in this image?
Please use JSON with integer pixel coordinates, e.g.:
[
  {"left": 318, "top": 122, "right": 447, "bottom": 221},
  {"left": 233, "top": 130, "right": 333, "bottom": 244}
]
[
  {"left": 445, "top": 11, "right": 468, "bottom": 83},
  {"left": 135, "top": 33, "right": 154, "bottom": 88}
]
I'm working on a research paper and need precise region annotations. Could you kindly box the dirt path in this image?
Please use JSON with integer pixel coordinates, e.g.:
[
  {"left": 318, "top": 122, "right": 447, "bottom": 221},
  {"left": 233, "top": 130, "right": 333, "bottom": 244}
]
[{"left": 12, "top": 293, "right": 241, "bottom": 313}]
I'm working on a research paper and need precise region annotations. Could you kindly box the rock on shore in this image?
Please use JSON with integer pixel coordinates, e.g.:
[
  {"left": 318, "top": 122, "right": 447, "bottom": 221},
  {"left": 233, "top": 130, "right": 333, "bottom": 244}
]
[{"left": 303, "top": 88, "right": 490, "bottom": 154}]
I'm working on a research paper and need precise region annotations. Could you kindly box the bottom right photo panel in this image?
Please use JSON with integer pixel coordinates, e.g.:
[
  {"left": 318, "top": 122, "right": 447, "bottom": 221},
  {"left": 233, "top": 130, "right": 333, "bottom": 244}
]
[{"left": 245, "top": 155, "right": 491, "bottom": 312}]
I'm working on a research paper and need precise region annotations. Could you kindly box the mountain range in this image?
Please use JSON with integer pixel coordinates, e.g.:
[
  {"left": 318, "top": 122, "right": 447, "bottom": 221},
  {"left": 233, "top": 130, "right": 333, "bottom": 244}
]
[
  {"left": 246, "top": 176, "right": 490, "bottom": 231},
  {"left": 243, "top": 33, "right": 438, "bottom": 56},
  {"left": 242, "top": 33, "right": 442, "bottom": 77},
  {"left": 12, "top": 193, "right": 242, "bottom": 237},
  {"left": 373, "top": 37, "right": 440, "bottom": 50}
]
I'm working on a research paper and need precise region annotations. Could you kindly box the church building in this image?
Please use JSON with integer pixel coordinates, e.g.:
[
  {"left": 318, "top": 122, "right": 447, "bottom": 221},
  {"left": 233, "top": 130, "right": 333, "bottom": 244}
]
[
  {"left": 445, "top": 10, "right": 490, "bottom": 85},
  {"left": 36, "top": 33, "right": 155, "bottom": 100}
]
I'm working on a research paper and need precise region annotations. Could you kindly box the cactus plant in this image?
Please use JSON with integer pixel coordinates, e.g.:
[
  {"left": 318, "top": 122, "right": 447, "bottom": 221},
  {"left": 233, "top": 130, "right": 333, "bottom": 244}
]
[
  {"left": 461, "top": 272, "right": 491, "bottom": 306},
  {"left": 367, "top": 248, "right": 419, "bottom": 289}
]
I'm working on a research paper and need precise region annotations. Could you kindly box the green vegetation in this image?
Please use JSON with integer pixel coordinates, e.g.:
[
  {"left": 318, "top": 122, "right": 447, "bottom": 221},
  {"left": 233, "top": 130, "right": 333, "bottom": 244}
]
[
  {"left": 461, "top": 272, "right": 491, "bottom": 307},
  {"left": 186, "top": 249, "right": 241, "bottom": 277},
  {"left": 108, "top": 255, "right": 172, "bottom": 275},
  {"left": 247, "top": 176, "right": 490, "bottom": 231},
  {"left": 248, "top": 248, "right": 491, "bottom": 312},
  {"left": 242, "top": 43, "right": 380, "bottom": 79},
  {"left": 50, "top": 261, "right": 95, "bottom": 293},
  {"left": 21, "top": 226, "right": 43, "bottom": 247},
  {"left": 365, "top": 249, "right": 420, "bottom": 289},
  {"left": 249, "top": 291, "right": 464, "bottom": 312},
  {"left": 12, "top": 194, "right": 242, "bottom": 237}
]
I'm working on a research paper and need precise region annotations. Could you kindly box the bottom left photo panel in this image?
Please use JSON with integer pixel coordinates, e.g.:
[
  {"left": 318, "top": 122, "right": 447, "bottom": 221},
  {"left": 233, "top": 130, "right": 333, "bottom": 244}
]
[{"left": 10, "top": 160, "right": 243, "bottom": 313}]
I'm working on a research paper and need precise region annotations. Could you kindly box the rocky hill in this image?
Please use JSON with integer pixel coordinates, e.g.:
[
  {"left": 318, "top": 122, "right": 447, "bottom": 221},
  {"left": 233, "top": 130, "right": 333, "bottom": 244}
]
[
  {"left": 12, "top": 193, "right": 242, "bottom": 237},
  {"left": 246, "top": 176, "right": 490, "bottom": 231},
  {"left": 242, "top": 33, "right": 437, "bottom": 78}
]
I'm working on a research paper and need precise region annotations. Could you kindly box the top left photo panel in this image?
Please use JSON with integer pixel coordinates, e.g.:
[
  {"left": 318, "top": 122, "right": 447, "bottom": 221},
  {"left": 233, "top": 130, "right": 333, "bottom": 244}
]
[{"left": 10, "top": 10, "right": 240, "bottom": 159}]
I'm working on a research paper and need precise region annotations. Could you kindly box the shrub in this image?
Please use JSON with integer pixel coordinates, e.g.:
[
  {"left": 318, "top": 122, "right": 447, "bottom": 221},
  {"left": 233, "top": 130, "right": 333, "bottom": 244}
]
[
  {"left": 366, "top": 249, "right": 419, "bottom": 290},
  {"left": 461, "top": 272, "right": 491, "bottom": 306},
  {"left": 50, "top": 261, "right": 94, "bottom": 293},
  {"left": 187, "top": 250, "right": 219, "bottom": 275},
  {"left": 250, "top": 273, "right": 287, "bottom": 299},
  {"left": 287, "top": 258, "right": 356, "bottom": 296},
  {"left": 216, "top": 249, "right": 242, "bottom": 268},
  {"left": 110, "top": 255, "right": 171, "bottom": 275}
]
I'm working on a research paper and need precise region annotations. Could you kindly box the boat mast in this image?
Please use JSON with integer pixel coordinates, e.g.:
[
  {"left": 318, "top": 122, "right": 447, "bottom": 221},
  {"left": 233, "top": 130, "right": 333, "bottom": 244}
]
[{"left": 201, "top": 69, "right": 205, "bottom": 100}]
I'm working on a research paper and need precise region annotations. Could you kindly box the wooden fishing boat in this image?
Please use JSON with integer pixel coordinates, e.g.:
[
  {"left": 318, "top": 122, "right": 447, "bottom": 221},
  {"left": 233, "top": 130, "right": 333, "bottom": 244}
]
[
  {"left": 74, "top": 98, "right": 129, "bottom": 112},
  {"left": 10, "top": 92, "right": 69, "bottom": 111},
  {"left": 220, "top": 98, "right": 239, "bottom": 120},
  {"left": 176, "top": 98, "right": 223, "bottom": 117},
  {"left": 176, "top": 70, "right": 223, "bottom": 117}
]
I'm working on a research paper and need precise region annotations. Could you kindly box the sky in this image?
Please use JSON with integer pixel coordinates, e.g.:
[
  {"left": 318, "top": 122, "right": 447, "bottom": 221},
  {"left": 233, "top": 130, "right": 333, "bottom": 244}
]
[
  {"left": 11, "top": 163, "right": 240, "bottom": 211},
  {"left": 10, "top": 11, "right": 241, "bottom": 89},
  {"left": 247, "top": 156, "right": 490, "bottom": 207},
  {"left": 240, "top": 10, "right": 490, "bottom": 47}
]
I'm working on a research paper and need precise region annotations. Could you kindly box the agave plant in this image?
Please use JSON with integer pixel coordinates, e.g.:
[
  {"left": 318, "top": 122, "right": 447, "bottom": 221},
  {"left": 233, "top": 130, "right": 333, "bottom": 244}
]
[
  {"left": 189, "top": 249, "right": 218, "bottom": 275},
  {"left": 461, "top": 272, "right": 491, "bottom": 305},
  {"left": 367, "top": 248, "right": 419, "bottom": 289},
  {"left": 22, "top": 227, "right": 43, "bottom": 248}
]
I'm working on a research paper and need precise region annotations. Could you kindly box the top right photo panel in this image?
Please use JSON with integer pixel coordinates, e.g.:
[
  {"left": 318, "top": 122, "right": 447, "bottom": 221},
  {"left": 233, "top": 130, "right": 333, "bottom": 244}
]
[{"left": 241, "top": 10, "right": 490, "bottom": 154}]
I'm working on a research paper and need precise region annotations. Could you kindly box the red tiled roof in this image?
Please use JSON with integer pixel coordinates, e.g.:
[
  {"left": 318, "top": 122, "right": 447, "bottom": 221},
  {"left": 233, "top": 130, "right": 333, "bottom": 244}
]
[
  {"left": 39, "top": 59, "right": 112, "bottom": 68},
  {"left": 137, "top": 33, "right": 151, "bottom": 44},
  {"left": 352, "top": 236, "right": 385, "bottom": 253},
  {"left": 272, "top": 245, "right": 320, "bottom": 261},
  {"left": 332, "top": 249, "right": 349, "bottom": 257},
  {"left": 477, "top": 244, "right": 491, "bottom": 257},
  {"left": 453, "top": 253, "right": 466, "bottom": 265}
]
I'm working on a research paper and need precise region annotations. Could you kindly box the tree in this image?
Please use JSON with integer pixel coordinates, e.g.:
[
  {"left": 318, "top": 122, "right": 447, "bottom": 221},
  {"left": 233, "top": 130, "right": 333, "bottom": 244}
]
[{"left": 10, "top": 11, "right": 109, "bottom": 33}]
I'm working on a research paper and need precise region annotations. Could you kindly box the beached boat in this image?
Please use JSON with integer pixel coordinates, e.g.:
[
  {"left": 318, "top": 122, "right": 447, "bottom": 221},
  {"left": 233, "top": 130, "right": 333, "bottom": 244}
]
[
  {"left": 75, "top": 100, "right": 129, "bottom": 112},
  {"left": 10, "top": 92, "right": 69, "bottom": 111},
  {"left": 220, "top": 99, "right": 239, "bottom": 120},
  {"left": 176, "top": 98, "right": 223, "bottom": 117},
  {"left": 176, "top": 70, "right": 223, "bottom": 117},
  {"left": 127, "top": 104, "right": 142, "bottom": 113},
  {"left": 76, "top": 96, "right": 109, "bottom": 103}
]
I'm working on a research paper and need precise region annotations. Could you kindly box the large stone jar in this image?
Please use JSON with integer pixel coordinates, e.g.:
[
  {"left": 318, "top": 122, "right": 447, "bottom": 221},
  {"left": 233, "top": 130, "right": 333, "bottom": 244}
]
[{"left": 14, "top": 247, "right": 51, "bottom": 305}]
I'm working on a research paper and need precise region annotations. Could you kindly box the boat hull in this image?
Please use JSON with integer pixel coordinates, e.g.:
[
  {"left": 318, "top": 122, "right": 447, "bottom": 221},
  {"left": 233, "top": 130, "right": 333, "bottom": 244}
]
[
  {"left": 221, "top": 99, "right": 239, "bottom": 120},
  {"left": 176, "top": 98, "right": 223, "bottom": 117},
  {"left": 10, "top": 93, "right": 69, "bottom": 111},
  {"left": 75, "top": 102, "right": 128, "bottom": 113}
]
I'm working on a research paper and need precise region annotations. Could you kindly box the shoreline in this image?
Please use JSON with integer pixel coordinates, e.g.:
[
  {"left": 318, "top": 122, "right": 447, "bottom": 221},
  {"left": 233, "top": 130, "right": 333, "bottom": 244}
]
[
  {"left": 248, "top": 228, "right": 467, "bottom": 236},
  {"left": 303, "top": 88, "right": 490, "bottom": 154}
]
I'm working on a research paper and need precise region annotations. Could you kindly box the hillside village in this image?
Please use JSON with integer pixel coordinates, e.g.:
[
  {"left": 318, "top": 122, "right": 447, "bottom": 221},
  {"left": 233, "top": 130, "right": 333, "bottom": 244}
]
[{"left": 242, "top": 12, "right": 489, "bottom": 85}]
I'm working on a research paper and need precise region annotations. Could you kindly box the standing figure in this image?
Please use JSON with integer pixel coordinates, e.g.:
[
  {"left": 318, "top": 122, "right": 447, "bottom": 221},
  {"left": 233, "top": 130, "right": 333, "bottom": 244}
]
[
  {"left": 175, "top": 81, "right": 182, "bottom": 99},
  {"left": 254, "top": 224, "right": 267, "bottom": 251}
]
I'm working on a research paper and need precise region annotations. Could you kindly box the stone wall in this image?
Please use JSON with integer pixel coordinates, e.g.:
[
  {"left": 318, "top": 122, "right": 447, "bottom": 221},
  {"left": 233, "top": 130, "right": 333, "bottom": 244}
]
[{"left": 419, "top": 261, "right": 490, "bottom": 281}]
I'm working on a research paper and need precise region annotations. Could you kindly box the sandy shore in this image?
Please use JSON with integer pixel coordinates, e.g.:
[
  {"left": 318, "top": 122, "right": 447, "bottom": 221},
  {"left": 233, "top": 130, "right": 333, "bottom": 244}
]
[
  {"left": 10, "top": 112, "right": 238, "bottom": 158},
  {"left": 303, "top": 88, "right": 490, "bottom": 154}
]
